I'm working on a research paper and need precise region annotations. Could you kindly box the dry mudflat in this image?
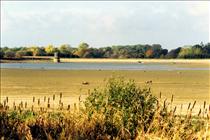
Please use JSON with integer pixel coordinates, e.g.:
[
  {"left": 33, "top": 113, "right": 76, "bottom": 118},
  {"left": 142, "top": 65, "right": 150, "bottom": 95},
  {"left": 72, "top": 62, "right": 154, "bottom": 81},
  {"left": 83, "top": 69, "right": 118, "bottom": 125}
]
[{"left": 1, "top": 65, "right": 209, "bottom": 113}]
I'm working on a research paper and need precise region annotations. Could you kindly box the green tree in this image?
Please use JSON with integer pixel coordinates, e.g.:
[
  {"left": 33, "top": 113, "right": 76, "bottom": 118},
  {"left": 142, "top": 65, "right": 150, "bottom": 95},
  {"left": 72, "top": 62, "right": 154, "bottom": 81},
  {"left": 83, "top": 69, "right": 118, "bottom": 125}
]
[
  {"left": 165, "top": 47, "right": 181, "bottom": 58},
  {"left": 5, "top": 50, "right": 15, "bottom": 58},
  {"left": 151, "top": 44, "right": 162, "bottom": 58},
  {"left": 102, "top": 47, "right": 113, "bottom": 58},
  {"left": 160, "top": 49, "right": 168, "bottom": 57},
  {"left": 178, "top": 45, "right": 203, "bottom": 58},
  {"left": 0, "top": 48, "right": 5, "bottom": 58},
  {"left": 74, "top": 42, "right": 89, "bottom": 58},
  {"left": 45, "top": 45, "right": 56, "bottom": 56},
  {"left": 203, "top": 43, "right": 210, "bottom": 58},
  {"left": 178, "top": 47, "right": 190, "bottom": 58},
  {"left": 59, "top": 44, "right": 73, "bottom": 57},
  {"left": 15, "top": 50, "right": 26, "bottom": 58},
  {"left": 30, "top": 46, "right": 46, "bottom": 56}
]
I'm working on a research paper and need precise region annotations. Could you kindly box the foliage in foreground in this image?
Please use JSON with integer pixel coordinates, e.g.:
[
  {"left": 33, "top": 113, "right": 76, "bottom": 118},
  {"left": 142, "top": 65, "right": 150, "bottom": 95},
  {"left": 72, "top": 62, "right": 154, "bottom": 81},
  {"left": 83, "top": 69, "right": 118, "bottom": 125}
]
[
  {"left": 85, "top": 77, "right": 157, "bottom": 138},
  {"left": 0, "top": 77, "right": 209, "bottom": 140}
]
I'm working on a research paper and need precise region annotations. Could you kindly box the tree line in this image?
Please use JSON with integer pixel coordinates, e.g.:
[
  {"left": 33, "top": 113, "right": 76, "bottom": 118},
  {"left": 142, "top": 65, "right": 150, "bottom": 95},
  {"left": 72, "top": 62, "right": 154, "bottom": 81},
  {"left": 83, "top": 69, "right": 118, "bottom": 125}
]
[{"left": 0, "top": 42, "right": 210, "bottom": 59}]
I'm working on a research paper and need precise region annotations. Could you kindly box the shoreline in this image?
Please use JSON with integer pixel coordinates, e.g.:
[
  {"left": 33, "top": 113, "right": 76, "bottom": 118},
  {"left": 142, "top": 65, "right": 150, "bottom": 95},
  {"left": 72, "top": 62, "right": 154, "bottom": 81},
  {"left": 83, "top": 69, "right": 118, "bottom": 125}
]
[
  {"left": 1, "top": 58, "right": 210, "bottom": 64},
  {"left": 61, "top": 58, "right": 210, "bottom": 64}
]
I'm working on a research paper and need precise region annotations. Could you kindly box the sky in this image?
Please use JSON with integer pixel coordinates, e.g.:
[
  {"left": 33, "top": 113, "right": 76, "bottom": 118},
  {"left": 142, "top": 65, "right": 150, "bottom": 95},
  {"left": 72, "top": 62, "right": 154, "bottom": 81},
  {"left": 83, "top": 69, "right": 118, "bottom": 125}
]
[{"left": 1, "top": 1, "right": 209, "bottom": 50}]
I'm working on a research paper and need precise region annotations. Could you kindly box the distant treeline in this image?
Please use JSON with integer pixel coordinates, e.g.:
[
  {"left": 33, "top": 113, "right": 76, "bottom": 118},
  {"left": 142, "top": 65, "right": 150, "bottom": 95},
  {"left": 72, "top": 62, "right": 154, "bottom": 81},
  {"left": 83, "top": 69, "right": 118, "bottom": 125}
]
[{"left": 1, "top": 42, "right": 210, "bottom": 59}]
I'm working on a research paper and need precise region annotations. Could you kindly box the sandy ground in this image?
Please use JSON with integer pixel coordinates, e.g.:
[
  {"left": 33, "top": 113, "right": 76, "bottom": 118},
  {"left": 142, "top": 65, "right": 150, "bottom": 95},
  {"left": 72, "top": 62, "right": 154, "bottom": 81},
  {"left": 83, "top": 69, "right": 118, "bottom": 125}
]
[
  {"left": 60, "top": 58, "right": 210, "bottom": 64},
  {"left": 1, "top": 68, "right": 209, "bottom": 114}
]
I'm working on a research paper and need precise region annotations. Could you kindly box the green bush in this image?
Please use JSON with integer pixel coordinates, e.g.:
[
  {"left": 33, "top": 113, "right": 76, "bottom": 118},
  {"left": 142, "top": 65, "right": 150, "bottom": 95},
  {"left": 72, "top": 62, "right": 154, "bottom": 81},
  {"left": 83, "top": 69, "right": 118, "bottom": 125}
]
[{"left": 84, "top": 77, "right": 157, "bottom": 138}]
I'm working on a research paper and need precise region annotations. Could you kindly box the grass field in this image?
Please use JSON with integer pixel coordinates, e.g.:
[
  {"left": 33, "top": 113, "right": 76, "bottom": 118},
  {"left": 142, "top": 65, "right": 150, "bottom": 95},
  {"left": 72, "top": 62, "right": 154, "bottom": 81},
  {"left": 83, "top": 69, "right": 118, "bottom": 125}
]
[{"left": 1, "top": 68, "right": 209, "bottom": 113}]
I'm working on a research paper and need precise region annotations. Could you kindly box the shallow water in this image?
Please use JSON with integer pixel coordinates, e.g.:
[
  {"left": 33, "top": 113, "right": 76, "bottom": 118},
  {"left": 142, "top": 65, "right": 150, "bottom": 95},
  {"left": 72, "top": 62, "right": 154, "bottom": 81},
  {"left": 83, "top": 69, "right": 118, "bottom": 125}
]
[{"left": 0, "top": 62, "right": 209, "bottom": 70}]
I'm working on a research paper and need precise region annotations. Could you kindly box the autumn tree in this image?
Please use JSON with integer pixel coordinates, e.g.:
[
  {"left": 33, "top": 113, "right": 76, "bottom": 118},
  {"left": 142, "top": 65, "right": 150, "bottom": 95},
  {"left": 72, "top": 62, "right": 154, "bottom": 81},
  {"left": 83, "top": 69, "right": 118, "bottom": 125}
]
[
  {"left": 29, "top": 46, "right": 46, "bottom": 56},
  {"left": 145, "top": 49, "right": 154, "bottom": 58},
  {"left": 74, "top": 42, "right": 89, "bottom": 58},
  {"left": 15, "top": 50, "right": 26, "bottom": 58}
]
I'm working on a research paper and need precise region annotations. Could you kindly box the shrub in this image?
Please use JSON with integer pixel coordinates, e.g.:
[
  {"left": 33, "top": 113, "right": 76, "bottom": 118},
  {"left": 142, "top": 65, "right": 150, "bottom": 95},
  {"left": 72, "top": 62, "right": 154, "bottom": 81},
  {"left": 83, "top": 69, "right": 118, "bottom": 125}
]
[{"left": 84, "top": 77, "right": 157, "bottom": 138}]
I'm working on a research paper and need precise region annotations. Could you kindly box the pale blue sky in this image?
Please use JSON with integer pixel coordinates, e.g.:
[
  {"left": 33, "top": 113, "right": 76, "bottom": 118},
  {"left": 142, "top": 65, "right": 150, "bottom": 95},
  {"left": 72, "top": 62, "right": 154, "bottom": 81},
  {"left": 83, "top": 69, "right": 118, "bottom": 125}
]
[{"left": 1, "top": 1, "right": 209, "bottom": 49}]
